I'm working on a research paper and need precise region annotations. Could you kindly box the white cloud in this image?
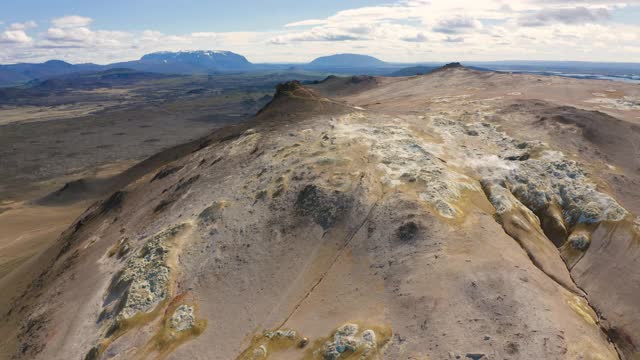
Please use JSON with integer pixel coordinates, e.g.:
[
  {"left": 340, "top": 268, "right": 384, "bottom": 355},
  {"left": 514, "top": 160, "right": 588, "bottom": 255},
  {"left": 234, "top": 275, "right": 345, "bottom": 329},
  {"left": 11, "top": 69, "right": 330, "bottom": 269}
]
[
  {"left": 445, "top": 36, "right": 465, "bottom": 42},
  {"left": 271, "top": 28, "right": 367, "bottom": 44},
  {"left": 52, "top": 15, "right": 93, "bottom": 28},
  {"left": 285, "top": 19, "right": 328, "bottom": 27},
  {"left": 9, "top": 21, "right": 37, "bottom": 30},
  {"left": 45, "top": 27, "right": 94, "bottom": 43},
  {"left": 2, "top": 1, "right": 640, "bottom": 64},
  {"left": 258, "top": 0, "right": 640, "bottom": 62},
  {"left": 39, "top": 27, "right": 133, "bottom": 50},
  {"left": 0, "top": 30, "right": 32, "bottom": 44},
  {"left": 191, "top": 32, "right": 218, "bottom": 38},
  {"left": 401, "top": 32, "right": 429, "bottom": 42},
  {"left": 519, "top": 6, "right": 611, "bottom": 26},
  {"left": 0, "top": 21, "right": 37, "bottom": 45},
  {"left": 433, "top": 15, "right": 484, "bottom": 34}
]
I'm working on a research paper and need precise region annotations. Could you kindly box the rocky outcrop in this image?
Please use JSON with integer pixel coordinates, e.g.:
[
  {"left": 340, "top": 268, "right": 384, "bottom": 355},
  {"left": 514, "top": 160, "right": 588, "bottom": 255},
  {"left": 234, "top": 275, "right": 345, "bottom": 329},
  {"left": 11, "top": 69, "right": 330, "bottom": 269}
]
[
  {"left": 320, "top": 323, "right": 387, "bottom": 360},
  {"left": 85, "top": 224, "right": 192, "bottom": 359},
  {"left": 106, "top": 225, "right": 184, "bottom": 320},
  {"left": 255, "top": 80, "right": 352, "bottom": 121}
]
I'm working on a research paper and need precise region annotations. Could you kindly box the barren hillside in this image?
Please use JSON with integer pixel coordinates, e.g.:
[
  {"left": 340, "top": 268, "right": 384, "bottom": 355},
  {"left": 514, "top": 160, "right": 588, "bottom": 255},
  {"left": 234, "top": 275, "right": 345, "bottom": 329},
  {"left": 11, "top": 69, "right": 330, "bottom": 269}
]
[{"left": 2, "top": 66, "right": 639, "bottom": 360}]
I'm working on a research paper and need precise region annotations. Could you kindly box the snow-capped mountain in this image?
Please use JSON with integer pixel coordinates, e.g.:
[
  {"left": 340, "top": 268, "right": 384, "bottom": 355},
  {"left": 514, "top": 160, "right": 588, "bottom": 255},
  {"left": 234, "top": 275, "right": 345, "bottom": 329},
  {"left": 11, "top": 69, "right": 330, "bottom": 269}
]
[{"left": 140, "top": 50, "right": 252, "bottom": 69}]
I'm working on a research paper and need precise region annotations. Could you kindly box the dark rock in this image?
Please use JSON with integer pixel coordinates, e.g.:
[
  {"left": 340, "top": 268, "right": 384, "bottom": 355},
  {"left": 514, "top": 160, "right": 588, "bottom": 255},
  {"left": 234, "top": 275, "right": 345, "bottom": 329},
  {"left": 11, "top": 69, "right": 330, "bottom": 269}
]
[
  {"left": 198, "top": 202, "right": 225, "bottom": 225},
  {"left": 466, "top": 353, "right": 485, "bottom": 360},
  {"left": 151, "top": 165, "right": 183, "bottom": 182},
  {"left": 505, "top": 154, "right": 530, "bottom": 161},
  {"left": 276, "top": 80, "right": 304, "bottom": 95},
  {"left": 84, "top": 345, "right": 100, "bottom": 360},
  {"left": 505, "top": 341, "right": 519, "bottom": 354},
  {"left": 255, "top": 190, "right": 268, "bottom": 200},
  {"left": 295, "top": 184, "right": 352, "bottom": 230},
  {"left": 174, "top": 175, "right": 200, "bottom": 193},
  {"left": 439, "top": 62, "right": 463, "bottom": 70},
  {"left": 100, "top": 191, "right": 125, "bottom": 214},
  {"left": 154, "top": 198, "right": 175, "bottom": 213},
  {"left": 397, "top": 222, "right": 419, "bottom": 241}
]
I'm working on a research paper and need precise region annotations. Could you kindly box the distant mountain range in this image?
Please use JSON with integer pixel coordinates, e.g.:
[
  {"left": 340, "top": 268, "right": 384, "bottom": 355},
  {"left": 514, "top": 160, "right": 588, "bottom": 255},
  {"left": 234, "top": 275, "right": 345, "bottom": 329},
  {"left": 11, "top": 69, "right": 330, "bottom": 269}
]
[
  {"left": 1, "top": 51, "right": 639, "bottom": 87},
  {"left": 0, "top": 51, "right": 256, "bottom": 87},
  {"left": 0, "top": 52, "right": 402, "bottom": 87},
  {"left": 0, "top": 60, "right": 101, "bottom": 87}
]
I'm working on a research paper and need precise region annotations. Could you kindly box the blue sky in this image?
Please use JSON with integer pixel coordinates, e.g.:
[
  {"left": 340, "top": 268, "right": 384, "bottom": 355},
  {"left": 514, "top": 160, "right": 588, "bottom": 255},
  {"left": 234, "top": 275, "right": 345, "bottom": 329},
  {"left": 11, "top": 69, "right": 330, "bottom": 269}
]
[
  {"left": 1, "top": 0, "right": 392, "bottom": 32},
  {"left": 1, "top": 0, "right": 640, "bottom": 64}
]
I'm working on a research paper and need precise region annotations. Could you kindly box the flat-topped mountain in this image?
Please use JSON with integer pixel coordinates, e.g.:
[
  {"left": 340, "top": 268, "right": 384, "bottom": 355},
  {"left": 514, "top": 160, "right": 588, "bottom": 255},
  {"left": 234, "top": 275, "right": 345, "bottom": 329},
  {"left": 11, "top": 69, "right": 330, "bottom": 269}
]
[
  {"left": 305, "top": 53, "right": 389, "bottom": 69},
  {"left": 115, "top": 50, "right": 254, "bottom": 73},
  {"left": 140, "top": 50, "right": 246, "bottom": 63}
]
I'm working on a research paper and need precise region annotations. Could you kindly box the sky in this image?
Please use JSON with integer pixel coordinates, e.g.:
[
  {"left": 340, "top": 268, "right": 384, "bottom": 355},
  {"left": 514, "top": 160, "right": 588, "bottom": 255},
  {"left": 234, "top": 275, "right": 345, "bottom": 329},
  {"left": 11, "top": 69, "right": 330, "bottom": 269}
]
[{"left": 1, "top": 0, "right": 640, "bottom": 64}]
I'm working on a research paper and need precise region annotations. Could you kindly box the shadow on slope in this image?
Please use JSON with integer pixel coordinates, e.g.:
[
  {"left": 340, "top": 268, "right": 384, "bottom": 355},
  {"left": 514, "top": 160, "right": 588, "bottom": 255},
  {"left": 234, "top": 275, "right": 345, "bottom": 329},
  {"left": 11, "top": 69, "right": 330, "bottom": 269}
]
[{"left": 39, "top": 81, "right": 352, "bottom": 206}]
